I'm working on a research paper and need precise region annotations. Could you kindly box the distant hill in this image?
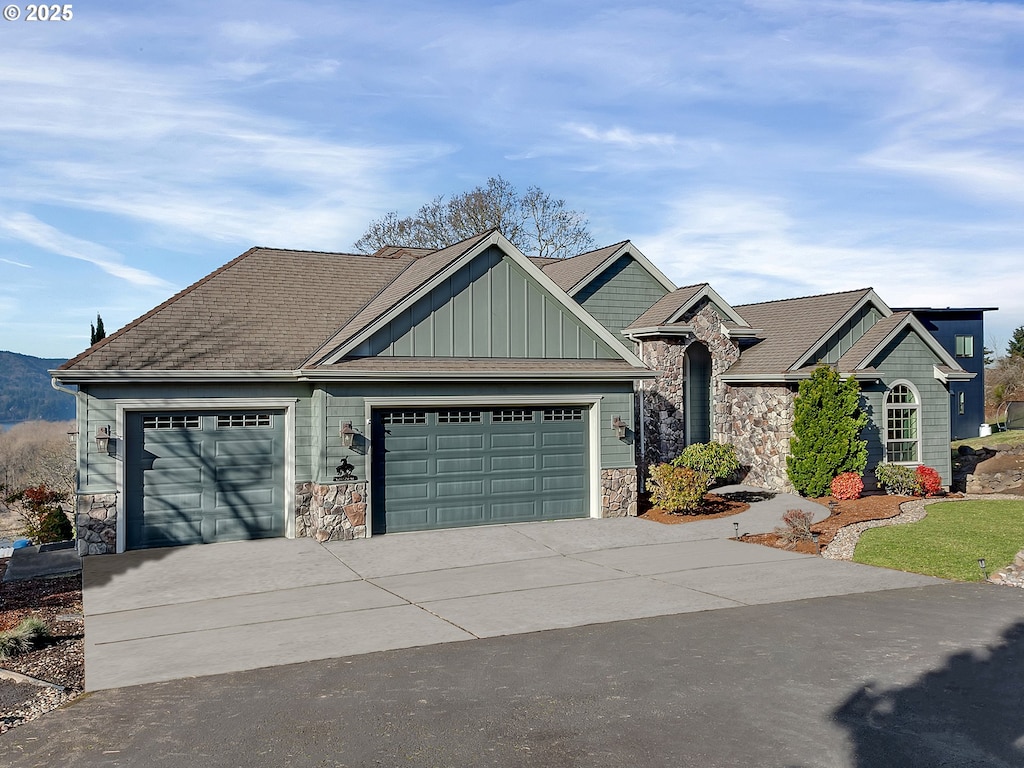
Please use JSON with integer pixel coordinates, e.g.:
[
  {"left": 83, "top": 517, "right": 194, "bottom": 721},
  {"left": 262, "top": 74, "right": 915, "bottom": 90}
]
[{"left": 0, "top": 351, "right": 75, "bottom": 423}]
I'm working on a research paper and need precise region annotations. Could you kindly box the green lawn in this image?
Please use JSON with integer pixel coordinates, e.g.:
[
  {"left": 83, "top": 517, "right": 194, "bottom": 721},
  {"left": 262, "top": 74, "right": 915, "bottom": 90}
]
[
  {"left": 952, "top": 429, "right": 1024, "bottom": 452},
  {"left": 853, "top": 500, "right": 1024, "bottom": 581}
]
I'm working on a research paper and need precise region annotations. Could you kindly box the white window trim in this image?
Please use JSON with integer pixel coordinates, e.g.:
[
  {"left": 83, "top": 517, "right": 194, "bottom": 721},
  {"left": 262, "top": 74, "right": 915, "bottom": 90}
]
[
  {"left": 362, "top": 395, "right": 604, "bottom": 536},
  {"left": 883, "top": 381, "right": 921, "bottom": 466},
  {"left": 113, "top": 398, "right": 298, "bottom": 553}
]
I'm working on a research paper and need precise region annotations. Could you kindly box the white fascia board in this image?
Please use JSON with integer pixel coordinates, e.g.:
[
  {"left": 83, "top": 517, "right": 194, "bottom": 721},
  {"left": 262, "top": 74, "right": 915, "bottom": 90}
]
[
  {"left": 567, "top": 243, "right": 676, "bottom": 297},
  {"left": 622, "top": 325, "right": 695, "bottom": 340},
  {"left": 725, "top": 326, "right": 763, "bottom": 338},
  {"left": 52, "top": 370, "right": 301, "bottom": 384},
  {"left": 934, "top": 365, "right": 976, "bottom": 383},
  {"left": 299, "top": 368, "right": 660, "bottom": 381},
  {"left": 792, "top": 290, "right": 892, "bottom": 371}
]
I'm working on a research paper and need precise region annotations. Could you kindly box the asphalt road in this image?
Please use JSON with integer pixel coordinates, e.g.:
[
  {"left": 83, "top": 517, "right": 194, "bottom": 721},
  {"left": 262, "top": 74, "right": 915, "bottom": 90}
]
[{"left": 2, "top": 582, "right": 1022, "bottom": 768}]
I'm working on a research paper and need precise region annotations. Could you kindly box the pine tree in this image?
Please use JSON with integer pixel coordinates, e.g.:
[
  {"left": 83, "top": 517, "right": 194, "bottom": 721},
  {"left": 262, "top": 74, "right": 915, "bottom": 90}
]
[
  {"left": 1007, "top": 326, "right": 1024, "bottom": 359},
  {"left": 90, "top": 314, "right": 106, "bottom": 346},
  {"left": 786, "top": 364, "right": 868, "bottom": 497}
]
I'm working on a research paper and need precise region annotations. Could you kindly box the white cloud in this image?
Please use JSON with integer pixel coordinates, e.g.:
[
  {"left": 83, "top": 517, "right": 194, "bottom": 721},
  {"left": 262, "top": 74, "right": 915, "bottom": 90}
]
[
  {"left": 0, "top": 257, "right": 31, "bottom": 268},
  {"left": 0, "top": 213, "right": 172, "bottom": 289}
]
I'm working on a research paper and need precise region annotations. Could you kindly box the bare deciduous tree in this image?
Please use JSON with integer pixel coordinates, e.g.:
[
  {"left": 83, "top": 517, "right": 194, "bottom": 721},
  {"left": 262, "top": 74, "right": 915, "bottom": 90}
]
[{"left": 353, "top": 176, "right": 595, "bottom": 259}]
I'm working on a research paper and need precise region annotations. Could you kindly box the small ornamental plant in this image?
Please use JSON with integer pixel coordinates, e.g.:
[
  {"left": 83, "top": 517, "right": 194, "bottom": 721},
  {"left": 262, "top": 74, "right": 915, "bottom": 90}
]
[
  {"left": 646, "top": 464, "right": 712, "bottom": 514},
  {"left": 874, "top": 463, "right": 922, "bottom": 496},
  {"left": 830, "top": 472, "right": 864, "bottom": 501},
  {"left": 671, "top": 442, "right": 741, "bottom": 489},
  {"left": 916, "top": 465, "right": 942, "bottom": 497}
]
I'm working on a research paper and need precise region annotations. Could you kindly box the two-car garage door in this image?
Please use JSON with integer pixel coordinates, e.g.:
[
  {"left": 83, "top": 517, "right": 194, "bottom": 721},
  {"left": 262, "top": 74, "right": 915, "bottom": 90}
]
[{"left": 371, "top": 406, "right": 590, "bottom": 534}]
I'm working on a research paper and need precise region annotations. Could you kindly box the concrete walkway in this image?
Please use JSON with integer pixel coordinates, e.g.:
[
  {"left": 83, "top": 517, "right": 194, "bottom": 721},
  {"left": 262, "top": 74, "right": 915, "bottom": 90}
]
[{"left": 82, "top": 489, "right": 939, "bottom": 691}]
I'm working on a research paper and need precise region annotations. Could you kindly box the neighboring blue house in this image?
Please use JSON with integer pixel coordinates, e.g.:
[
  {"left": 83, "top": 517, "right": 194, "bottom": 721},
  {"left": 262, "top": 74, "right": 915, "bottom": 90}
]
[{"left": 893, "top": 307, "right": 996, "bottom": 440}]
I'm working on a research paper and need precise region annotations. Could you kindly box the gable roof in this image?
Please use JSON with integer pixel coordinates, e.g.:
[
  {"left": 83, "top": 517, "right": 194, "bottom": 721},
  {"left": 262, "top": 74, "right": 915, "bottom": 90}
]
[
  {"left": 59, "top": 231, "right": 649, "bottom": 378},
  {"left": 724, "top": 288, "right": 880, "bottom": 377},
  {"left": 60, "top": 248, "right": 411, "bottom": 372},
  {"left": 624, "top": 283, "right": 751, "bottom": 335},
  {"left": 540, "top": 241, "right": 676, "bottom": 297}
]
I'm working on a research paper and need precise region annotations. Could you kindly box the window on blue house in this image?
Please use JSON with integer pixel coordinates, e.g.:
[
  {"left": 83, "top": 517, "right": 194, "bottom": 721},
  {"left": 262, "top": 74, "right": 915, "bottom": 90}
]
[
  {"left": 955, "top": 335, "right": 974, "bottom": 358},
  {"left": 958, "top": 391, "right": 966, "bottom": 415}
]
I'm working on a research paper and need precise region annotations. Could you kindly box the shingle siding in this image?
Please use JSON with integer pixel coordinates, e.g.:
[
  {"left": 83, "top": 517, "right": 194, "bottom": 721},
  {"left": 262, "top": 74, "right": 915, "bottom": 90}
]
[{"left": 575, "top": 255, "right": 671, "bottom": 339}]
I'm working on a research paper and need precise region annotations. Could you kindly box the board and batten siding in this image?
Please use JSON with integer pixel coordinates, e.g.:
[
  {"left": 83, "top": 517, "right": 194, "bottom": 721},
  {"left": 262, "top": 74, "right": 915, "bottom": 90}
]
[
  {"left": 859, "top": 328, "right": 952, "bottom": 485},
  {"left": 76, "top": 383, "right": 314, "bottom": 494},
  {"left": 353, "top": 247, "right": 618, "bottom": 360},
  {"left": 811, "top": 305, "right": 883, "bottom": 365},
  {"left": 575, "top": 255, "right": 671, "bottom": 340},
  {"left": 318, "top": 382, "right": 636, "bottom": 484}
]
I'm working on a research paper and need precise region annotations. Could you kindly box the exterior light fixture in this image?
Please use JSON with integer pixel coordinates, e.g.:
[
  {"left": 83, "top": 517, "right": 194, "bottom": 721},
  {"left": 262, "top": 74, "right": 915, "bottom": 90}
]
[
  {"left": 979, "top": 558, "right": 987, "bottom": 579},
  {"left": 611, "top": 416, "right": 627, "bottom": 440},
  {"left": 67, "top": 428, "right": 79, "bottom": 446},
  {"left": 340, "top": 421, "right": 355, "bottom": 449},
  {"left": 95, "top": 426, "right": 111, "bottom": 454},
  {"left": 812, "top": 531, "right": 821, "bottom": 555},
  {"left": 828, "top": 500, "right": 839, "bottom": 516},
  {"left": 733, "top": 521, "right": 739, "bottom": 538}
]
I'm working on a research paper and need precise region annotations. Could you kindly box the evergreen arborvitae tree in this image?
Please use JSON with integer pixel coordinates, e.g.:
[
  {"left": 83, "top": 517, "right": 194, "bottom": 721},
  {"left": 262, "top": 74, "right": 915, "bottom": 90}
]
[
  {"left": 786, "top": 364, "right": 868, "bottom": 497},
  {"left": 1007, "top": 326, "right": 1024, "bottom": 359},
  {"left": 90, "top": 314, "right": 106, "bottom": 346}
]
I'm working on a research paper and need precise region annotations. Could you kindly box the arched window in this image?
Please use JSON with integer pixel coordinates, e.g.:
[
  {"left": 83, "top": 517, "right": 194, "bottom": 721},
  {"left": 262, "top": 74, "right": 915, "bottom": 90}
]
[{"left": 885, "top": 383, "right": 920, "bottom": 463}]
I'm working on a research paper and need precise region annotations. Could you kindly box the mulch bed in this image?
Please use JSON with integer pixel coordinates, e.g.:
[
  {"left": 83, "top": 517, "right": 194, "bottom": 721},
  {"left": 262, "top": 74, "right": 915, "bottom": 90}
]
[
  {"left": 0, "top": 558, "right": 84, "bottom": 733},
  {"left": 638, "top": 492, "right": 750, "bottom": 525}
]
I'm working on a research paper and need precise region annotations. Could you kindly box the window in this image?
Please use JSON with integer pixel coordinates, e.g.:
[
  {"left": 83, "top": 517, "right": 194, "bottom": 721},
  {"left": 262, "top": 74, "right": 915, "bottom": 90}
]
[
  {"left": 382, "top": 411, "right": 426, "bottom": 425},
  {"left": 955, "top": 335, "right": 974, "bottom": 358},
  {"left": 543, "top": 407, "right": 584, "bottom": 422},
  {"left": 217, "top": 413, "right": 272, "bottom": 428},
  {"left": 958, "top": 391, "right": 966, "bottom": 416},
  {"left": 143, "top": 414, "right": 200, "bottom": 430},
  {"left": 885, "top": 384, "right": 919, "bottom": 463},
  {"left": 492, "top": 409, "right": 534, "bottom": 423},
  {"left": 437, "top": 410, "right": 482, "bottom": 424}
]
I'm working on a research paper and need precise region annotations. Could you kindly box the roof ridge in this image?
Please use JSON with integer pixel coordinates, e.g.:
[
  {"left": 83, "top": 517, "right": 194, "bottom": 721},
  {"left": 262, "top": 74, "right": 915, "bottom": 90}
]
[
  {"left": 735, "top": 287, "right": 872, "bottom": 309},
  {"left": 59, "top": 247, "right": 264, "bottom": 370},
  {"left": 566, "top": 239, "right": 630, "bottom": 260}
]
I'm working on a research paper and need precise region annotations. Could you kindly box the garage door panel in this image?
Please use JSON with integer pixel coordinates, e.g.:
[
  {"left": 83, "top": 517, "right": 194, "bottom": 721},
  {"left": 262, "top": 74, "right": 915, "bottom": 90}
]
[
  {"left": 214, "top": 487, "right": 275, "bottom": 507},
  {"left": 145, "top": 466, "right": 205, "bottom": 486},
  {"left": 373, "top": 406, "right": 589, "bottom": 534},
  {"left": 213, "top": 515, "right": 279, "bottom": 538},
  {"left": 490, "top": 433, "right": 537, "bottom": 449},
  {"left": 436, "top": 434, "right": 485, "bottom": 451},
  {"left": 215, "top": 464, "right": 275, "bottom": 483},
  {"left": 215, "top": 439, "right": 275, "bottom": 457},
  {"left": 436, "top": 457, "right": 485, "bottom": 474},
  {"left": 491, "top": 455, "right": 537, "bottom": 472},
  {"left": 143, "top": 493, "right": 204, "bottom": 513},
  {"left": 490, "top": 477, "right": 537, "bottom": 495},
  {"left": 435, "top": 480, "right": 485, "bottom": 497}
]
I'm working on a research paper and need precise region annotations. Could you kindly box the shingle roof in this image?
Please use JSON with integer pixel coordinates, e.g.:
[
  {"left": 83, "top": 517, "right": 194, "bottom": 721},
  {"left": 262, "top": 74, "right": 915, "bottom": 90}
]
[
  {"left": 725, "top": 289, "right": 875, "bottom": 376},
  {"left": 61, "top": 248, "right": 412, "bottom": 371},
  {"left": 540, "top": 241, "right": 628, "bottom": 293},
  {"left": 625, "top": 284, "right": 709, "bottom": 330}
]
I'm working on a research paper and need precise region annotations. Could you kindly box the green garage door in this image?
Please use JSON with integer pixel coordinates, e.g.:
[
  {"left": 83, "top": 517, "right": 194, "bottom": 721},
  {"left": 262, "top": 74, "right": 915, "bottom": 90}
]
[
  {"left": 125, "top": 411, "right": 285, "bottom": 549},
  {"left": 371, "top": 406, "right": 589, "bottom": 534}
]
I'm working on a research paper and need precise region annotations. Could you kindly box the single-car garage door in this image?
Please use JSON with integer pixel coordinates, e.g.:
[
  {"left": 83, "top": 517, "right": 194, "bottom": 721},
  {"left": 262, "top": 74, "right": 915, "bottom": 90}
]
[
  {"left": 125, "top": 411, "right": 285, "bottom": 549},
  {"left": 371, "top": 406, "right": 589, "bottom": 534}
]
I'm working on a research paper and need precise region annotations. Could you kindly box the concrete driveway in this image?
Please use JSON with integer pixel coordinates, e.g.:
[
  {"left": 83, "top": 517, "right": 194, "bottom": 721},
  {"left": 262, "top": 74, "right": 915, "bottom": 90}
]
[{"left": 82, "top": 490, "right": 940, "bottom": 691}]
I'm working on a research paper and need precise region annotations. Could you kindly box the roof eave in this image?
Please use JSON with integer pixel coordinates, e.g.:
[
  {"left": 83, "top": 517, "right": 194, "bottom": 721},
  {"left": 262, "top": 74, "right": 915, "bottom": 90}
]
[
  {"left": 298, "top": 368, "right": 659, "bottom": 381},
  {"left": 52, "top": 369, "right": 303, "bottom": 384},
  {"left": 934, "top": 366, "right": 977, "bottom": 384}
]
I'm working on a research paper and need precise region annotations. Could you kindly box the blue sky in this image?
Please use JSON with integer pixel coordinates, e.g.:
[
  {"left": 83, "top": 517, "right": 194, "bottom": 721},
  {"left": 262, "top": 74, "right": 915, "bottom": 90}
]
[{"left": 1, "top": 0, "right": 1022, "bottom": 360}]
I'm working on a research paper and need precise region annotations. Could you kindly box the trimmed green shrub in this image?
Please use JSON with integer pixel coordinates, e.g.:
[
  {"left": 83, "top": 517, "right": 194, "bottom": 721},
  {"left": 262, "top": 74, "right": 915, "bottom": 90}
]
[
  {"left": 646, "top": 464, "right": 711, "bottom": 514},
  {"left": 874, "top": 463, "right": 922, "bottom": 496},
  {"left": 830, "top": 472, "right": 864, "bottom": 500},
  {"left": 671, "top": 442, "right": 740, "bottom": 488},
  {"left": 0, "top": 617, "right": 50, "bottom": 659},
  {"left": 786, "top": 365, "right": 868, "bottom": 498}
]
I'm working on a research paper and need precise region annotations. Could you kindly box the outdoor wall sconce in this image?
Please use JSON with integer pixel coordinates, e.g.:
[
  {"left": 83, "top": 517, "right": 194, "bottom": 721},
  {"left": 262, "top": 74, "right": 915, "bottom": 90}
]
[
  {"left": 611, "top": 415, "right": 627, "bottom": 440},
  {"left": 340, "top": 421, "right": 355, "bottom": 449},
  {"left": 95, "top": 426, "right": 112, "bottom": 454}
]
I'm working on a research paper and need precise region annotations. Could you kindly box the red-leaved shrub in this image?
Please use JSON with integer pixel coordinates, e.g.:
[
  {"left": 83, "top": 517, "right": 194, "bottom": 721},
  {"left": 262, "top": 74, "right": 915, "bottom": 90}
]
[
  {"left": 915, "top": 465, "right": 942, "bottom": 497},
  {"left": 830, "top": 472, "right": 864, "bottom": 500}
]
